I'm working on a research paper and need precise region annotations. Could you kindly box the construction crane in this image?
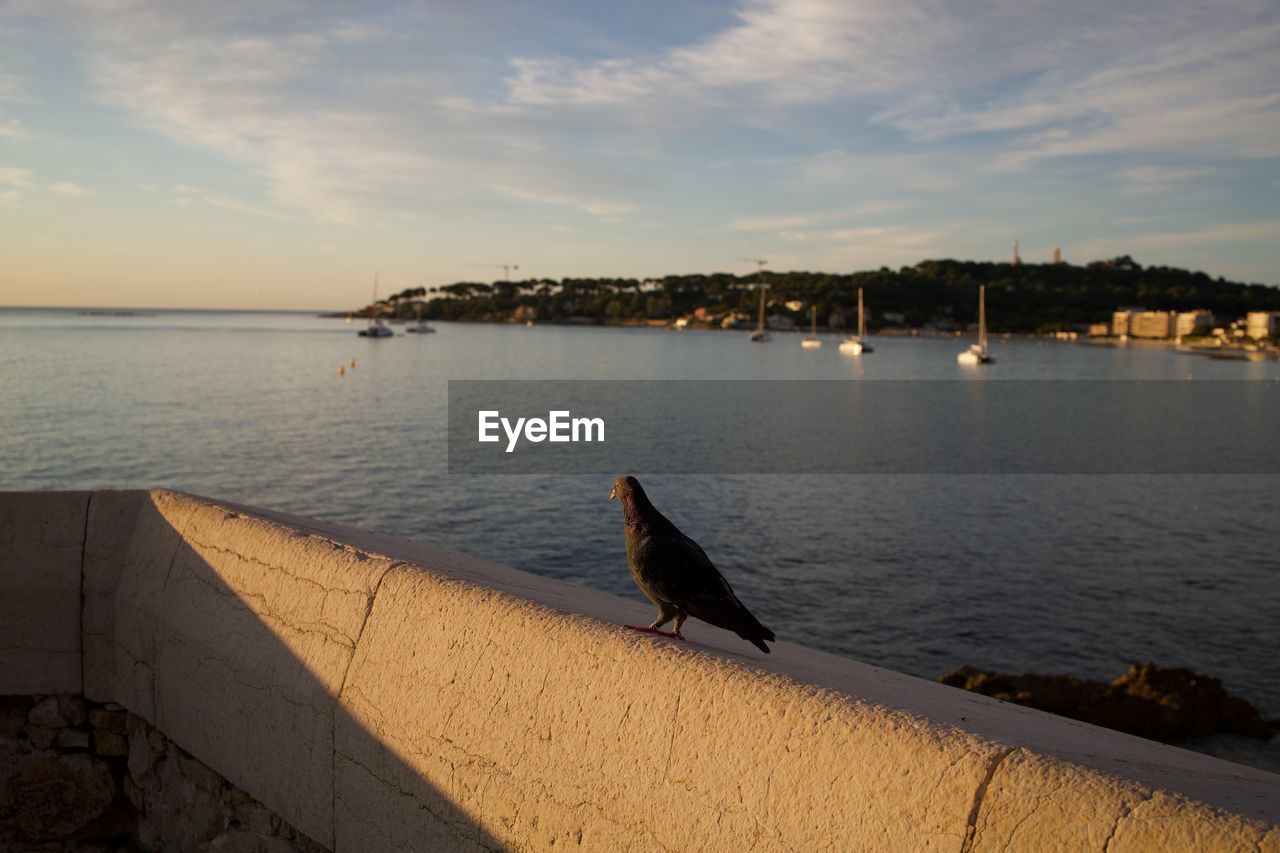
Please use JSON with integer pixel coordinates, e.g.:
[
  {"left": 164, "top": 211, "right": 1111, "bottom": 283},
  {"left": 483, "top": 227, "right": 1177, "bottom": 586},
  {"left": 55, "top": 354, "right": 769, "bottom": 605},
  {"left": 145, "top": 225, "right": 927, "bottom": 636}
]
[
  {"left": 739, "top": 257, "right": 768, "bottom": 281},
  {"left": 471, "top": 263, "right": 520, "bottom": 282}
]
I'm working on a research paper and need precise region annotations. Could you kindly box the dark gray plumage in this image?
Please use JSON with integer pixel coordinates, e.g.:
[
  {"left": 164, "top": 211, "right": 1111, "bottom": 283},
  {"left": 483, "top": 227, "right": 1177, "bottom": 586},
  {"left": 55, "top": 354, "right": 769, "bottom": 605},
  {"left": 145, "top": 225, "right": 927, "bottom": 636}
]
[{"left": 610, "top": 475, "right": 775, "bottom": 653}]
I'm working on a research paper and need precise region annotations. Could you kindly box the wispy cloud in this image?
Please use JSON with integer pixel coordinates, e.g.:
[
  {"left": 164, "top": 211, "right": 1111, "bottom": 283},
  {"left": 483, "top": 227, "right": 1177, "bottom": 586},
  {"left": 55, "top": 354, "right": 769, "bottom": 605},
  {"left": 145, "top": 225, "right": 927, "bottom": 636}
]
[
  {"left": 49, "top": 179, "right": 93, "bottom": 196},
  {"left": 0, "top": 164, "right": 29, "bottom": 206},
  {"left": 1127, "top": 220, "right": 1280, "bottom": 249},
  {"left": 172, "top": 182, "right": 285, "bottom": 219},
  {"left": 1117, "top": 165, "right": 1215, "bottom": 194},
  {"left": 32, "top": 2, "right": 647, "bottom": 224},
  {"left": 0, "top": 165, "right": 32, "bottom": 188}
]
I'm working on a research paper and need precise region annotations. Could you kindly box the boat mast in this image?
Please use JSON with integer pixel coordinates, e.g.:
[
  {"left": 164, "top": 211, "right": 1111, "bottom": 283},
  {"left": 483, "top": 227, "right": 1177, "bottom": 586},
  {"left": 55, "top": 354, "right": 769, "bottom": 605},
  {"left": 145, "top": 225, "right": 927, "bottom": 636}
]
[
  {"left": 978, "top": 284, "right": 987, "bottom": 351},
  {"left": 811, "top": 305, "right": 817, "bottom": 335},
  {"left": 757, "top": 278, "right": 767, "bottom": 332},
  {"left": 857, "top": 287, "right": 865, "bottom": 340}
]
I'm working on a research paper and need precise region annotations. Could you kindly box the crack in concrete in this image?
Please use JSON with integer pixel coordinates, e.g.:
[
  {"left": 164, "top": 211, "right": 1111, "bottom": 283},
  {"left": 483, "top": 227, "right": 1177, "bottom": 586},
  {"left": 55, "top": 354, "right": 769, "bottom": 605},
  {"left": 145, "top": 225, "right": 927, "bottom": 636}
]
[
  {"left": 78, "top": 490, "right": 92, "bottom": 696},
  {"left": 330, "top": 560, "right": 401, "bottom": 851},
  {"left": 960, "top": 746, "right": 1016, "bottom": 852},
  {"left": 177, "top": 556, "right": 367, "bottom": 651},
  {"left": 1102, "top": 790, "right": 1153, "bottom": 852}
]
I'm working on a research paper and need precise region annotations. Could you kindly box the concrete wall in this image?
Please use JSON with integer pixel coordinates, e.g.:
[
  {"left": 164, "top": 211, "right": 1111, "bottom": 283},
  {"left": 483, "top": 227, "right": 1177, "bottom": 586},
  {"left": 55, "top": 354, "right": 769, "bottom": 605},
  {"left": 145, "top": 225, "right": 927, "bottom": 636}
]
[{"left": 2, "top": 489, "right": 1278, "bottom": 851}]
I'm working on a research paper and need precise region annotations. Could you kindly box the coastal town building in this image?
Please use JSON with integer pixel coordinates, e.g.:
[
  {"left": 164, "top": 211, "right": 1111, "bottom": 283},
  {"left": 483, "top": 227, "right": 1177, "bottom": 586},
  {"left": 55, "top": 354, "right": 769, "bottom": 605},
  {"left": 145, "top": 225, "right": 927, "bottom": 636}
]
[
  {"left": 1111, "top": 310, "right": 1134, "bottom": 336},
  {"left": 1246, "top": 311, "right": 1280, "bottom": 339},
  {"left": 1130, "top": 310, "right": 1176, "bottom": 339},
  {"left": 1175, "top": 310, "right": 1214, "bottom": 337}
]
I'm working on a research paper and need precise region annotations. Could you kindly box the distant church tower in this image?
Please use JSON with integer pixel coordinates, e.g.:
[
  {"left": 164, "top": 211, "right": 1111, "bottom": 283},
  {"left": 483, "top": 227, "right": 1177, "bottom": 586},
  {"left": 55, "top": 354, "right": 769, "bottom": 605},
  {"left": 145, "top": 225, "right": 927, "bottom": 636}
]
[
  {"left": 1052, "top": 245, "right": 1062, "bottom": 264},
  {"left": 1011, "top": 238, "right": 1021, "bottom": 266}
]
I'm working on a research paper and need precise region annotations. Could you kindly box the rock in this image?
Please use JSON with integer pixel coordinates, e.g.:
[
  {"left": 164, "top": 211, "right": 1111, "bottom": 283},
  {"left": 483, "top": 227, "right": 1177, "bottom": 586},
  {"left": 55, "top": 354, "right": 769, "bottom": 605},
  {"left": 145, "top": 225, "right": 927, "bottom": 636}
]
[
  {"left": 127, "top": 725, "right": 164, "bottom": 782},
  {"left": 1112, "top": 661, "right": 1276, "bottom": 740},
  {"left": 1, "top": 752, "right": 117, "bottom": 841},
  {"left": 28, "top": 696, "right": 68, "bottom": 729},
  {"left": 61, "top": 695, "right": 88, "bottom": 726},
  {"left": 94, "top": 730, "right": 128, "bottom": 757},
  {"left": 123, "top": 774, "right": 146, "bottom": 813},
  {"left": 180, "top": 754, "right": 226, "bottom": 795},
  {"left": 234, "top": 800, "right": 277, "bottom": 835},
  {"left": 26, "top": 724, "right": 58, "bottom": 750},
  {"left": 54, "top": 727, "right": 91, "bottom": 750},
  {"left": 0, "top": 697, "right": 34, "bottom": 739},
  {"left": 88, "top": 708, "right": 127, "bottom": 733},
  {"left": 939, "top": 661, "right": 1274, "bottom": 742}
]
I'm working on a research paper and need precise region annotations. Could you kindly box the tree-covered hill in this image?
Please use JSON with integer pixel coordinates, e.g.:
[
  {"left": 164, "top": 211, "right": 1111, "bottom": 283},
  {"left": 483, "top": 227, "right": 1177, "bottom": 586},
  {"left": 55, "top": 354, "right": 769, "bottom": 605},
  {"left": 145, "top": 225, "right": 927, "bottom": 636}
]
[{"left": 351, "top": 257, "right": 1280, "bottom": 333}]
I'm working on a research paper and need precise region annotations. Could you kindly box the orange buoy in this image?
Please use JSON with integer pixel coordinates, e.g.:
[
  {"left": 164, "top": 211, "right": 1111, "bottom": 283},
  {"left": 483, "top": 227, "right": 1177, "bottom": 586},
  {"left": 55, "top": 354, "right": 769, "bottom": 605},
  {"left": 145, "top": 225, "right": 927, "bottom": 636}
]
[
  {"left": 350, "top": 357, "right": 356, "bottom": 368},
  {"left": 339, "top": 366, "right": 346, "bottom": 376}
]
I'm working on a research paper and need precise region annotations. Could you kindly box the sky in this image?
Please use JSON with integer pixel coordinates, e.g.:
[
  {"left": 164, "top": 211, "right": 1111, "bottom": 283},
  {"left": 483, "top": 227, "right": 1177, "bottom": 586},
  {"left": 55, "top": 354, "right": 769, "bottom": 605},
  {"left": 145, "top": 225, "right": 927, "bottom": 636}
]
[{"left": 0, "top": 0, "right": 1278, "bottom": 309}]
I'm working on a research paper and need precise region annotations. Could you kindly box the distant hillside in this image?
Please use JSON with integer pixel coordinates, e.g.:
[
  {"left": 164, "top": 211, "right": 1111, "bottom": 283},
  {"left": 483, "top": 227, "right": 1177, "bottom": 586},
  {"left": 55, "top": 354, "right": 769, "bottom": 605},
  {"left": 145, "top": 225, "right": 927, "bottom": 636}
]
[{"left": 354, "top": 257, "right": 1280, "bottom": 333}]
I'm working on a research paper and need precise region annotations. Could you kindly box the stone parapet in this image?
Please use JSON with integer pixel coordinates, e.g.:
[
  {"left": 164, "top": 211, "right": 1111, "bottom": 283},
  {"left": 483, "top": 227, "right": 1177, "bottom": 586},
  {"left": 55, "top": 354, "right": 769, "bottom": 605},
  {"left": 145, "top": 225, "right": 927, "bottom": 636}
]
[{"left": 1, "top": 489, "right": 1277, "bottom": 850}]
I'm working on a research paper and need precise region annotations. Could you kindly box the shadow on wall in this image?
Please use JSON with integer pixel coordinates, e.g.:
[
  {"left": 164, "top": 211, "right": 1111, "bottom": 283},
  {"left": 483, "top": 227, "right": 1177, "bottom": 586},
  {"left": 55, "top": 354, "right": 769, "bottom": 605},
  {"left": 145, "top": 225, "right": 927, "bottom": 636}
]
[{"left": 100, "top": 491, "right": 506, "bottom": 852}]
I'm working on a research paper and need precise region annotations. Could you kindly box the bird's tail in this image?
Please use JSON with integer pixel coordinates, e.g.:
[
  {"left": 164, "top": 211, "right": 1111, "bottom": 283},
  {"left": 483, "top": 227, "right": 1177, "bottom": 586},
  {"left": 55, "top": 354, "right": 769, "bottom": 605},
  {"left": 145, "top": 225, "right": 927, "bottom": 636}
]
[{"left": 737, "top": 616, "right": 775, "bottom": 653}]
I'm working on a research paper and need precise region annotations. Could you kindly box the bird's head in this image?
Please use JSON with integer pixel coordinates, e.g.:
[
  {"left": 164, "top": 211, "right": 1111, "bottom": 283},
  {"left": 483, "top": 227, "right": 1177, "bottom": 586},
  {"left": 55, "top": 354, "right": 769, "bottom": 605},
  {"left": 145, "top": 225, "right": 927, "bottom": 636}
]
[{"left": 609, "top": 475, "right": 642, "bottom": 502}]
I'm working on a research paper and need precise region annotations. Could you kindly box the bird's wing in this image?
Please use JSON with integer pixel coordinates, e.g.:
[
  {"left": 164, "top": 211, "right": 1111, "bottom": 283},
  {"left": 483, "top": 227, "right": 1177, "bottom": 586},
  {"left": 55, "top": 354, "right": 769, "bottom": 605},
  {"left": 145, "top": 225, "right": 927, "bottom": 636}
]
[{"left": 640, "top": 531, "right": 774, "bottom": 644}]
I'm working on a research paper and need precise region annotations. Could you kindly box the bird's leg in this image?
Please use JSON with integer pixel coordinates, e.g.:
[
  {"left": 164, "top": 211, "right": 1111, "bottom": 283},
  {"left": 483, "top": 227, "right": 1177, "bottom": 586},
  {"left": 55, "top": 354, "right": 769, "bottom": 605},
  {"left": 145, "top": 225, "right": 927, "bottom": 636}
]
[
  {"left": 671, "top": 611, "right": 687, "bottom": 641},
  {"left": 625, "top": 605, "right": 681, "bottom": 639}
]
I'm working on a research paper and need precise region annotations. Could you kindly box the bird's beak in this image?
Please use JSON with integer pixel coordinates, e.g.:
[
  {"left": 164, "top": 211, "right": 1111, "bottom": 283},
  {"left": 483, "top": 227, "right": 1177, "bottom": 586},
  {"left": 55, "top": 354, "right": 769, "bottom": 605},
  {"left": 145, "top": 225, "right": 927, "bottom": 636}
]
[{"left": 609, "top": 484, "right": 618, "bottom": 500}]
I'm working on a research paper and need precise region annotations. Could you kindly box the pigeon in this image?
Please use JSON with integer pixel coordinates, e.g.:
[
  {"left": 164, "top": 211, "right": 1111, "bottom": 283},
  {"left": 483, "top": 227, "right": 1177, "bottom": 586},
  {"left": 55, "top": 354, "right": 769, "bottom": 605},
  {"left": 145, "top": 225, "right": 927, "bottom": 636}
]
[{"left": 609, "top": 475, "right": 775, "bottom": 653}]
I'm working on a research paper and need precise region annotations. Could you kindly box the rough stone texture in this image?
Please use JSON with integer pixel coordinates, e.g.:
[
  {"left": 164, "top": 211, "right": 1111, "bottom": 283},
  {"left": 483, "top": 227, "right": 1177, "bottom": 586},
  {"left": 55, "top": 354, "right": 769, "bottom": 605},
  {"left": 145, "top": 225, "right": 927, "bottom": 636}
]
[
  {"left": 135, "top": 496, "right": 398, "bottom": 849},
  {"left": 969, "top": 748, "right": 1273, "bottom": 850},
  {"left": 0, "top": 490, "right": 88, "bottom": 694},
  {"left": 2, "top": 695, "right": 323, "bottom": 851},
  {"left": 1106, "top": 790, "right": 1272, "bottom": 851},
  {"left": 335, "top": 565, "right": 998, "bottom": 851},
  {"left": 0, "top": 745, "right": 117, "bottom": 843}
]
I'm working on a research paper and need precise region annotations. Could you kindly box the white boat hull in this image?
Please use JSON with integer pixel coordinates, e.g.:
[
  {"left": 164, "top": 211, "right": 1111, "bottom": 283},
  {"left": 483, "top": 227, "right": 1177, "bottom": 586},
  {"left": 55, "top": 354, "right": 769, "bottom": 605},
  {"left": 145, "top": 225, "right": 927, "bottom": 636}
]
[
  {"left": 839, "top": 339, "right": 872, "bottom": 354},
  {"left": 801, "top": 338, "right": 822, "bottom": 349},
  {"left": 957, "top": 346, "right": 995, "bottom": 365}
]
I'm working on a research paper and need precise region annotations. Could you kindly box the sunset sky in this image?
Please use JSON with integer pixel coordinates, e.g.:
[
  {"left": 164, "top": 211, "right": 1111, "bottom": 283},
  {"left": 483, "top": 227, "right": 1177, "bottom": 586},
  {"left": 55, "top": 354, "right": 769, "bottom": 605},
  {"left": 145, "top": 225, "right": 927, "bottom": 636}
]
[{"left": 1, "top": 0, "right": 1278, "bottom": 309}]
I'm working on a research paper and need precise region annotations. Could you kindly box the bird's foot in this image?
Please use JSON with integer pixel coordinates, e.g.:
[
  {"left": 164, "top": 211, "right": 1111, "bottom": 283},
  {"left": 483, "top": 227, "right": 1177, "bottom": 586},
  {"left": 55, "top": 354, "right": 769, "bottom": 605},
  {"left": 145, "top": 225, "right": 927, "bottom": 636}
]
[{"left": 625, "top": 625, "right": 682, "bottom": 639}]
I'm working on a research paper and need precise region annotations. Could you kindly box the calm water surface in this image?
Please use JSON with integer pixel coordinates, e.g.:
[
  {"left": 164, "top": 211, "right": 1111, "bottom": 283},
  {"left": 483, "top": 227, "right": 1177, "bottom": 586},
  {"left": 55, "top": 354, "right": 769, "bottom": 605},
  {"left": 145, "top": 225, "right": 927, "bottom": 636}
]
[{"left": 3, "top": 308, "right": 1278, "bottom": 769}]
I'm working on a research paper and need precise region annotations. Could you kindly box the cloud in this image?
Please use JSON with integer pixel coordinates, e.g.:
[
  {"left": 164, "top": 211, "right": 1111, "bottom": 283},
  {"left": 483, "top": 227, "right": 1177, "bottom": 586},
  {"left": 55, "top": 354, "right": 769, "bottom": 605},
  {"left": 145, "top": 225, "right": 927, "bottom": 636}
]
[
  {"left": 170, "top": 182, "right": 285, "bottom": 219},
  {"left": 31, "top": 2, "right": 647, "bottom": 224},
  {"left": 0, "top": 165, "right": 32, "bottom": 188},
  {"left": 1127, "top": 220, "right": 1280, "bottom": 249},
  {"left": 508, "top": 0, "right": 1280, "bottom": 173},
  {"left": 18, "top": 0, "right": 1280, "bottom": 286},
  {"left": 1117, "top": 165, "right": 1215, "bottom": 193},
  {"left": 49, "top": 180, "right": 93, "bottom": 196},
  {"left": 0, "top": 165, "right": 28, "bottom": 205}
]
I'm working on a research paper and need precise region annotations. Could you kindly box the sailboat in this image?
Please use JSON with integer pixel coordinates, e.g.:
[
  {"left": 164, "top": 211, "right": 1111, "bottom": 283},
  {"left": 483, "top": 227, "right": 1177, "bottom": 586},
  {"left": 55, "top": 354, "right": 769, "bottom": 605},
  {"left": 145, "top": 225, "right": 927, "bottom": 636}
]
[
  {"left": 406, "top": 300, "right": 435, "bottom": 334},
  {"left": 957, "top": 284, "right": 995, "bottom": 364},
  {"left": 801, "top": 305, "right": 822, "bottom": 348},
  {"left": 357, "top": 272, "right": 394, "bottom": 338},
  {"left": 748, "top": 277, "right": 771, "bottom": 342},
  {"left": 839, "top": 287, "right": 874, "bottom": 354}
]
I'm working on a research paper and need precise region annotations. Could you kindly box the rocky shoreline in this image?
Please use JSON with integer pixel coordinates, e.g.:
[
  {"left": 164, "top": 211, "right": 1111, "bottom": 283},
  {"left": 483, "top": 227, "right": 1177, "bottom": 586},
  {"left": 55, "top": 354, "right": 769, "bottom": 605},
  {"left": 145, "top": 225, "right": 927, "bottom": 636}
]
[{"left": 939, "top": 661, "right": 1276, "bottom": 743}]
